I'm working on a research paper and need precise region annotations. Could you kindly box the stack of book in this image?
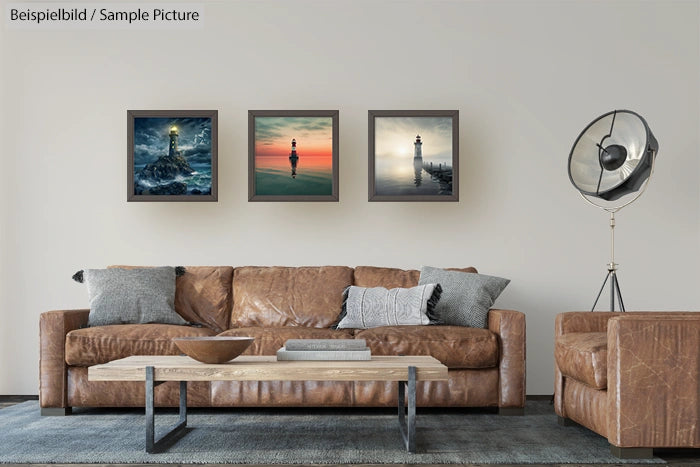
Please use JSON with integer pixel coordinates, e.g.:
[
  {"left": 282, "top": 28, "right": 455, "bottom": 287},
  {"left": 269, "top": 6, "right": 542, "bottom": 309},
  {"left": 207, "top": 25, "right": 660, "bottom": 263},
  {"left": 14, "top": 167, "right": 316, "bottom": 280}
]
[{"left": 276, "top": 339, "right": 371, "bottom": 361}]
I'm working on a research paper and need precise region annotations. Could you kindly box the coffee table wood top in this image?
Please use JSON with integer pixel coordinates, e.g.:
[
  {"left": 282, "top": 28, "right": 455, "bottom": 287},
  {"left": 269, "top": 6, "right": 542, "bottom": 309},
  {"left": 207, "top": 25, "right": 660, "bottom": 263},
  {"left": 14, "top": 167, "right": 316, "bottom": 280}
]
[{"left": 88, "top": 355, "right": 448, "bottom": 382}]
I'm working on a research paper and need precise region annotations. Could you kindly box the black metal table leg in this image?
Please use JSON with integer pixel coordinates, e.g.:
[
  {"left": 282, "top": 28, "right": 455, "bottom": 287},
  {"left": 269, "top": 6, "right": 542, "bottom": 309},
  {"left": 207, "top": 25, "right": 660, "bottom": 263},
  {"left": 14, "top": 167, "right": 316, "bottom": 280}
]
[
  {"left": 145, "top": 366, "right": 188, "bottom": 453},
  {"left": 397, "top": 365, "right": 417, "bottom": 453}
]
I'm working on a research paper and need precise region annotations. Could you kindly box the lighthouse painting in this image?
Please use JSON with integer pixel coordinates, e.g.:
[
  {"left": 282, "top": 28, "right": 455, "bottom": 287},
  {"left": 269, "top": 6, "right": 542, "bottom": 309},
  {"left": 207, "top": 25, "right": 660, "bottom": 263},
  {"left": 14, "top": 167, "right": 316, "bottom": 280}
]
[
  {"left": 249, "top": 110, "right": 339, "bottom": 201},
  {"left": 128, "top": 110, "right": 218, "bottom": 201},
  {"left": 369, "top": 110, "right": 459, "bottom": 201}
]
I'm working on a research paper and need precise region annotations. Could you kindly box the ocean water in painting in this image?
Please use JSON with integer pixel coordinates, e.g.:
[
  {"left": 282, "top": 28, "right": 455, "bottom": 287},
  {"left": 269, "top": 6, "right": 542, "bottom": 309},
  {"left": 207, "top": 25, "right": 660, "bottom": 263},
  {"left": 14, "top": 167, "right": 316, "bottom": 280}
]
[
  {"left": 255, "top": 155, "right": 332, "bottom": 196},
  {"left": 134, "top": 162, "right": 212, "bottom": 193},
  {"left": 133, "top": 117, "right": 212, "bottom": 196},
  {"left": 254, "top": 116, "right": 333, "bottom": 197},
  {"left": 374, "top": 116, "right": 453, "bottom": 196},
  {"left": 374, "top": 159, "right": 452, "bottom": 196}
]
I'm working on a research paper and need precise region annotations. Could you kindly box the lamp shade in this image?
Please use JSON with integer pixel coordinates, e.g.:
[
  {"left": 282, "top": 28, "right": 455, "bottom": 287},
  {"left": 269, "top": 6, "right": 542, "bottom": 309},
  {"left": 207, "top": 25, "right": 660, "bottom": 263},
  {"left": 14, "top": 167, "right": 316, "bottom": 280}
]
[{"left": 568, "top": 110, "right": 658, "bottom": 201}]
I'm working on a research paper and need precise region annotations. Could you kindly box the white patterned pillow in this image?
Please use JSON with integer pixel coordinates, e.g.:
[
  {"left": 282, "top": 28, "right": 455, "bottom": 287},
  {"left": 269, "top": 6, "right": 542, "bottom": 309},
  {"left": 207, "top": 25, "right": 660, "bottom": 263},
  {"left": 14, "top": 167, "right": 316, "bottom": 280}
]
[
  {"left": 418, "top": 266, "right": 509, "bottom": 328},
  {"left": 333, "top": 284, "right": 442, "bottom": 330}
]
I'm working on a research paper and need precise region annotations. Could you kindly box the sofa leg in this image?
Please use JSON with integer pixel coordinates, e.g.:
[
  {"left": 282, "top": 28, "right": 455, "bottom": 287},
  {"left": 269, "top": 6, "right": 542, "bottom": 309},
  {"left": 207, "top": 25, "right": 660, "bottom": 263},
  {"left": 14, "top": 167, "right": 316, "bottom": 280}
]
[
  {"left": 41, "top": 407, "right": 72, "bottom": 416},
  {"left": 557, "top": 416, "right": 576, "bottom": 426},
  {"left": 610, "top": 446, "right": 654, "bottom": 459},
  {"left": 498, "top": 407, "right": 524, "bottom": 416}
]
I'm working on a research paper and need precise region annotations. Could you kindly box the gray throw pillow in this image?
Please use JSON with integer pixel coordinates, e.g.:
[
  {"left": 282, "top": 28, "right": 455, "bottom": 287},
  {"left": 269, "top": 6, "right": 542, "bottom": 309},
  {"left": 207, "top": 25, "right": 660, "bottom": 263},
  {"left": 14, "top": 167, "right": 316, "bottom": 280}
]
[
  {"left": 418, "top": 266, "right": 509, "bottom": 328},
  {"left": 76, "top": 267, "right": 187, "bottom": 326},
  {"left": 334, "top": 283, "right": 442, "bottom": 330}
]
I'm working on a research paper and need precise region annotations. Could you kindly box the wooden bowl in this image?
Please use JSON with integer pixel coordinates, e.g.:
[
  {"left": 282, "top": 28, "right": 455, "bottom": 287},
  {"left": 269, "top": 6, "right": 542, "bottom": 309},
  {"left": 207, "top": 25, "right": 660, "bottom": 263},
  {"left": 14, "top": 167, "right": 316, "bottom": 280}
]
[{"left": 172, "top": 336, "right": 254, "bottom": 364}]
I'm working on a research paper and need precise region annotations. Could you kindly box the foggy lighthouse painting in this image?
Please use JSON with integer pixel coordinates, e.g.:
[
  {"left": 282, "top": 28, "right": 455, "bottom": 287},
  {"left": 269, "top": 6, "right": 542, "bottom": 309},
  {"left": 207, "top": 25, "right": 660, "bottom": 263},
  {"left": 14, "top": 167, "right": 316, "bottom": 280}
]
[{"left": 373, "top": 116, "right": 454, "bottom": 197}]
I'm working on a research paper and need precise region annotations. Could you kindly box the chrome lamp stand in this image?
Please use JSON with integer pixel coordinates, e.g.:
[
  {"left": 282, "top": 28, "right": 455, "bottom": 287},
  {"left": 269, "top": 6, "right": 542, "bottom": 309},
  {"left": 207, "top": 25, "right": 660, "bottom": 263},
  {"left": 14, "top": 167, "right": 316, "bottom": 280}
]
[{"left": 591, "top": 211, "right": 625, "bottom": 312}]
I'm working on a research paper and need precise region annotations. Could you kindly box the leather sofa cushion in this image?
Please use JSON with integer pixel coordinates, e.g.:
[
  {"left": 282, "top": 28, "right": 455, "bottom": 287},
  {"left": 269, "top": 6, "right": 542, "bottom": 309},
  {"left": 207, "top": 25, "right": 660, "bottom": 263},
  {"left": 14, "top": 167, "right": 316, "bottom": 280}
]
[
  {"left": 218, "top": 327, "right": 354, "bottom": 355},
  {"left": 355, "top": 325, "right": 499, "bottom": 369},
  {"left": 174, "top": 266, "right": 234, "bottom": 333},
  {"left": 353, "top": 266, "right": 477, "bottom": 289},
  {"left": 354, "top": 267, "right": 421, "bottom": 289},
  {"left": 555, "top": 332, "right": 608, "bottom": 389},
  {"left": 230, "top": 266, "right": 353, "bottom": 328},
  {"left": 65, "top": 324, "right": 216, "bottom": 366},
  {"left": 110, "top": 265, "right": 234, "bottom": 333}
]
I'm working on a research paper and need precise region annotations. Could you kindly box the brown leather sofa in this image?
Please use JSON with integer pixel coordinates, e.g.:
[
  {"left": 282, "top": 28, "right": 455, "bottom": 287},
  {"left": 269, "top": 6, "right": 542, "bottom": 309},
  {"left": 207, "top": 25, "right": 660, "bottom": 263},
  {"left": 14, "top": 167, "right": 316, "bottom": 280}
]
[
  {"left": 40, "top": 266, "right": 525, "bottom": 415},
  {"left": 555, "top": 311, "right": 700, "bottom": 458}
]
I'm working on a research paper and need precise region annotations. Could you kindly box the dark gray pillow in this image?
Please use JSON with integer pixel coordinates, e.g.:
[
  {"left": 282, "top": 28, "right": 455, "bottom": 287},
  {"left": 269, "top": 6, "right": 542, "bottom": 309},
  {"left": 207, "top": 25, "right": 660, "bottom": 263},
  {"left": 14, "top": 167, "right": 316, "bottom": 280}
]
[
  {"left": 418, "top": 266, "right": 509, "bottom": 328},
  {"left": 334, "top": 283, "right": 442, "bottom": 330},
  {"left": 75, "top": 267, "right": 187, "bottom": 326}
]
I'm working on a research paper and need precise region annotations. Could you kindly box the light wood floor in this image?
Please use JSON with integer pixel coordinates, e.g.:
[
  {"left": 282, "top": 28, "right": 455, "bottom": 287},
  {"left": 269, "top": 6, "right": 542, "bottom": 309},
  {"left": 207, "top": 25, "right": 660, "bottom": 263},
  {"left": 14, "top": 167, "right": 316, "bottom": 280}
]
[{"left": 1, "top": 397, "right": 698, "bottom": 466}]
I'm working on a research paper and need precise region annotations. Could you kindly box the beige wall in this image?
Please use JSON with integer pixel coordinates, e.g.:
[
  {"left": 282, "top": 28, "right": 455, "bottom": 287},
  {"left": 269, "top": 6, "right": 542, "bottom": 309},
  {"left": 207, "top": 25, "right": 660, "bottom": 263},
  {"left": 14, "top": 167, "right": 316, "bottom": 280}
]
[{"left": 1, "top": 0, "right": 699, "bottom": 395}]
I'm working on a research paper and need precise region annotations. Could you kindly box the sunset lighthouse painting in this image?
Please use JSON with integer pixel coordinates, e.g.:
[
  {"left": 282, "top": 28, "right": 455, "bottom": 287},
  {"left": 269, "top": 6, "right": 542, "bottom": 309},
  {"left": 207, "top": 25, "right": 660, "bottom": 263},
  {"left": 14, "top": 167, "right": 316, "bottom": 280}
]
[{"left": 249, "top": 110, "right": 339, "bottom": 201}]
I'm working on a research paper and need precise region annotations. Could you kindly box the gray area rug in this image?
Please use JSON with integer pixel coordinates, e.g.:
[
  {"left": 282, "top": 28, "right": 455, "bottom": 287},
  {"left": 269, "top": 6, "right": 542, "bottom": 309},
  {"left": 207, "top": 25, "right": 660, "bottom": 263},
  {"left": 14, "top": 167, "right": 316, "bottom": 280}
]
[{"left": 0, "top": 400, "right": 664, "bottom": 464}]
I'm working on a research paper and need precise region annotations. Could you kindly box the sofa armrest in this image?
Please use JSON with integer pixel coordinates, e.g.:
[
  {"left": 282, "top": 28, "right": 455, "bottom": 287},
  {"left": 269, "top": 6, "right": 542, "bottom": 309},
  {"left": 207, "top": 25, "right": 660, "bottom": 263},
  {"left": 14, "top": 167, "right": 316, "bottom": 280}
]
[
  {"left": 488, "top": 309, "right": 526, "bottom": 408},
  {"left": 555, "top": 311, "right": 621, "bottom": 336},
  {"left": 554, "top": 312, "right": 613, "bottom": 414},
  {"left": 39, "top": 309, "right": 89, "bottom": 408},
  {"left": 606, "top": 313, "right": 700, "bottom": 448}
]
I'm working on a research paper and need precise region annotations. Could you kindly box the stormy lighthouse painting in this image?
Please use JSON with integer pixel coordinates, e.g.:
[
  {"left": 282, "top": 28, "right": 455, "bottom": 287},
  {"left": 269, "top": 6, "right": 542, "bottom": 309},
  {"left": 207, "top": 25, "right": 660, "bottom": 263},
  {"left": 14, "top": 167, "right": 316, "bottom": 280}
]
[
  {"left": 369, "top": 110, "right": 459, "bottom": 202},
  {"left": 128, "top": 110, "right": 218, "bottom": 201},
  {"left": 249, "top": 110, "right": 339, "bottom": 201}
]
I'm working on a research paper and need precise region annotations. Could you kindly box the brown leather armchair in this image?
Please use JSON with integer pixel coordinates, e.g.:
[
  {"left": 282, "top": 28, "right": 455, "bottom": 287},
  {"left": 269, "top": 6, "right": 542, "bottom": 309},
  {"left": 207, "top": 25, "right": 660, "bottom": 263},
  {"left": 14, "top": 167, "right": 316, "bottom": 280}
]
[{"left": 554, "top": 312, "right": 700, "bottom": 458}]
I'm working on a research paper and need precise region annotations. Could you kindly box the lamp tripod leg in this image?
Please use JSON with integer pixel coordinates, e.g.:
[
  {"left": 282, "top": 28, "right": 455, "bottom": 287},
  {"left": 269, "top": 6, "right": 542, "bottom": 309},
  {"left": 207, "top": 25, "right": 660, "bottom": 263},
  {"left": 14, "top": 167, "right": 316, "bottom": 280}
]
[
  {"left": 612, "top": 272, "right": 626, "bottom": 312},
  {"left": 591, "top": 272, "right": 611, "bottom": 312},
  {"left": 610, "top": 271, "right": 615, "bottom": 311},
  {"left": 591, "top": 271, "right": 626, "bottom": 312}
]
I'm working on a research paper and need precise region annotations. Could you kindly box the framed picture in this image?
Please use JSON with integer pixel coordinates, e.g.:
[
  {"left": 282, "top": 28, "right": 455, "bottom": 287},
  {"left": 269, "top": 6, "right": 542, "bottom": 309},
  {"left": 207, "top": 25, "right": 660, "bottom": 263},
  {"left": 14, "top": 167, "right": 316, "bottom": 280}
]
[
  {"left": 368, "top": 110, "right": 459, "bottom": 202},
  {"left": 248, "top": 110, "right": 339, "bottom": 201},
  {"left": 127, "top": 110, "right": 218, "bottom": 202}
]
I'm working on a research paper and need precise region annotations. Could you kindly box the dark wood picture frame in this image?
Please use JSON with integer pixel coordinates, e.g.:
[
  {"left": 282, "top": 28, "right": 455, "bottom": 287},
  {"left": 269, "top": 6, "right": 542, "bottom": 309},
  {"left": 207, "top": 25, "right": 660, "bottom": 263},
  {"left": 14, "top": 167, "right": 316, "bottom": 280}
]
[
  {"left": 127, "top": 110, "right": 218, "bottom": 202},
  {"left": 368, "top": 110, "right": 459, "bottom": 202},
  {"left": 248, "top": 110, "right": 339, "bottom": 202}
]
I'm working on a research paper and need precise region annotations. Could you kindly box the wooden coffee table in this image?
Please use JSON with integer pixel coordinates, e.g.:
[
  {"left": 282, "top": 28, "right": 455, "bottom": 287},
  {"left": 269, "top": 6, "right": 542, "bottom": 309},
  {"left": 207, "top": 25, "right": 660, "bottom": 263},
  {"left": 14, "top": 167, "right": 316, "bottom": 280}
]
[{"left": 88, "top": 355, "right": 448, "bottom": 454}]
